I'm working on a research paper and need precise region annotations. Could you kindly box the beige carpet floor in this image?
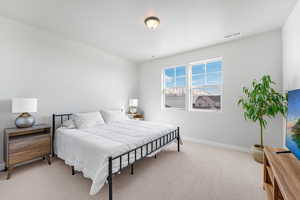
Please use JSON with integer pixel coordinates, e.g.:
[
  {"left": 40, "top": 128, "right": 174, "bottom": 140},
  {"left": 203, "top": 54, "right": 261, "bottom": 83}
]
[{"left": 0, "top": 141, "right": 265, "bottom": 200}]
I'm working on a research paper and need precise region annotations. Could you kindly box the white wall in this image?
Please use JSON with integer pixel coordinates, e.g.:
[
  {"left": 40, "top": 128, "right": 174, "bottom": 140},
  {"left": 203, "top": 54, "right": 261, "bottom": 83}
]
[
  {"left": 0, "top": 16, "right": 137, "bottom": 167},
  {"left": 138, "top": 30, "right": 283, "bottom": 150},
  {"left": 283, "top": 1, "right": 300, "bottom": 91}
]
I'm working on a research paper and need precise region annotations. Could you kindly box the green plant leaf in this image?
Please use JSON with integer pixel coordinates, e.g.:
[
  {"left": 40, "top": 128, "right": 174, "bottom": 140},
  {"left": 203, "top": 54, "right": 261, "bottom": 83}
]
[{"left": 237, "top": 75, "right": 287, "bottom": 146}]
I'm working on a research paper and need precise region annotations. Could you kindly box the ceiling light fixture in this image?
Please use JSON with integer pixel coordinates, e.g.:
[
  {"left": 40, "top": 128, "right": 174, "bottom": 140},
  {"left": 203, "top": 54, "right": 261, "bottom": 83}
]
[{"left": 144, "top": 16, "right": 160, "bottom": 30}]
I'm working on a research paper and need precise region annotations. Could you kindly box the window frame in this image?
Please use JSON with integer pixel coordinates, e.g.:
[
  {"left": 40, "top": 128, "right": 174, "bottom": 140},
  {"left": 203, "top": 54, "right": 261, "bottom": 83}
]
[
  {"left": 161, "top": 57, "right": 223, "bottom": 112},
  {"left": 188, "top": 57, "right": 223, "bottom": 112},
  {"left": 161, "top": 64, "right": 188, "bottom": 111}
]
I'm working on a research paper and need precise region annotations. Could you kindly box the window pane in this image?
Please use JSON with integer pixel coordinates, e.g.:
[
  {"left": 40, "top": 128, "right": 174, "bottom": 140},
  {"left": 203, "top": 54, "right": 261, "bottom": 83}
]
[
  {"left": 165, "top": 68, "right": 175, "bottom": 88},
  {"left": 165, "top": 80, "right": 175, "bottom": 88},
  {"left": 207, "top": 61, "right": 222, "bottom": 73},
  {"left": 176, "top": 66, "right": 186, "bottom": 76},
  {"left": 192, "top": 74, "right": 205, "bottom": 86},
  {"left": 206, "top": 72, "right": 222, "bottom": 84},
  {"left": 165, "top": 88, "right": 185, "bottom": 109},
  {"left": 176, "top": 77, "right": 186, "bottom": 87},
  {"left": 165, "top": 76, "right": 175, "bottom": 88},
  {"left": 193, "top": 85, "right": 222, "bottom": 95},
  {"left": 192, "top": 94, "right": 221, "bottom": 110},
  {"left": 192, "top": 86, "right": 221, "bottom": 110},
  {"left": 192, "top": 64, "right": 205, "bottom": 74},
  {"left": 165, "top": 68, "right": 175, "bottom": 77}
]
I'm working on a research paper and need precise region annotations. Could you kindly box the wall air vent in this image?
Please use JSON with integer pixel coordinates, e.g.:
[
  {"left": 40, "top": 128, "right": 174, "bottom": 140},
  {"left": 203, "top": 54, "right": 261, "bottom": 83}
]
[{"left": 224, "top": 32, "right": 241, "bottom": 39}]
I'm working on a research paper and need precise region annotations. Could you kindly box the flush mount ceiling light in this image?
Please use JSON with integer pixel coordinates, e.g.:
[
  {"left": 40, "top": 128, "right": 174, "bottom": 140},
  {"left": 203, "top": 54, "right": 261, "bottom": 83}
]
[{"left": 144, "top": 16, "right": 160, "bottom": 30}]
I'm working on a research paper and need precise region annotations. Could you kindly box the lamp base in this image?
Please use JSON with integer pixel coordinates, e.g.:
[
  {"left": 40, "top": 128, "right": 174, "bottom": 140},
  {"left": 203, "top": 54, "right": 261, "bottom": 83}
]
[
  {"left": 15, "top": 112, "right": 35, "bottom": 128},
  {"left": 129, "top": 107, "right": 137, "bottom": 114}
]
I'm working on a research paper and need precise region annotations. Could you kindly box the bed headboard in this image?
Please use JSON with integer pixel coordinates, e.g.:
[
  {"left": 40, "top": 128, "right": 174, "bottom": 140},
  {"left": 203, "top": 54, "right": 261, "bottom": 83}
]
[{"left": 52, "top": 113, "right": 72, "bottom": 155}]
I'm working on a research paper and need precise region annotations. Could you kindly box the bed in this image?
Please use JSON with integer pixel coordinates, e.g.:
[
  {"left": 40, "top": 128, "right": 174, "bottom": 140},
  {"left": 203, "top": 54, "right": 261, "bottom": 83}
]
[{"left": 52, "top": 113, "right": 180, "bottom": 200}]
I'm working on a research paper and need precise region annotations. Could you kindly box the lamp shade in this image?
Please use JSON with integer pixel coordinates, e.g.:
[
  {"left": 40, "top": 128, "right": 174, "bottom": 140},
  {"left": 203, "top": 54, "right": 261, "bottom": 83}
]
[
  {"left": 12, "top": 98, "right": 38, "bottom": 113},
  {"left": 129, "top": 99, "right": 138, "bottom": 107}
]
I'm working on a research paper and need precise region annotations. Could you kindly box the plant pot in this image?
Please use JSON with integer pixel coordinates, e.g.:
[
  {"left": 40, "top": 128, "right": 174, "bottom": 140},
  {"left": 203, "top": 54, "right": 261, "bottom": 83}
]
[{"left": 250, "top": 144, "right": 264, "bottom": 163}]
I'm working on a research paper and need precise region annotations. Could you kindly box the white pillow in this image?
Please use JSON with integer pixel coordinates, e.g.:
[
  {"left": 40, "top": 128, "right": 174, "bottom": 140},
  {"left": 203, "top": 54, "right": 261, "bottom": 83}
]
[
  {"left": 101, "top": 110, "right": 128, "bottom": 123},
  {"left": 72, "top": 112, "right": 105, "bottom": 129},
  {"left": 61, "top": 119, "right": 76, "bottom": 129}
]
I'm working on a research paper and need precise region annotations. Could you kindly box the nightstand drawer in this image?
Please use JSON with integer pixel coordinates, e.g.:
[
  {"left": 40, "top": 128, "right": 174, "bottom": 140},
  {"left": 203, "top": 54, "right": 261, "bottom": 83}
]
[{"left": 9, "top": 135, "right": 50, "bottom": 165}]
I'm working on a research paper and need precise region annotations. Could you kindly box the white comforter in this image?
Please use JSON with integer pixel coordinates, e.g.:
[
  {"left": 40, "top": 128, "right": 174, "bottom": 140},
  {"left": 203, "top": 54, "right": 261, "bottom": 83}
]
[{"left": 54, "top": 120, "right": 177, "bottom": 195}]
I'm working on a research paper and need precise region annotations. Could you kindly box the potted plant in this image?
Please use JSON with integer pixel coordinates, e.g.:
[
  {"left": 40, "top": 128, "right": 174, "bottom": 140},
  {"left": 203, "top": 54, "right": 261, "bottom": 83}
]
[{"left": 237, "top": 75, "right": 287, "bottom": 163}]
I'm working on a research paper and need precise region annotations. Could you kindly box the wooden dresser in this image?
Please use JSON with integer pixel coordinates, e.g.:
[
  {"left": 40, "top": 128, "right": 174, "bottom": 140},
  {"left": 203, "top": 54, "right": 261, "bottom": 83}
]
[
  {"left": 4, "top": 124, "right": 52, "bottom": 179},
  {"left": 263, "top": 146, "right": 300, "bottom": 200}
]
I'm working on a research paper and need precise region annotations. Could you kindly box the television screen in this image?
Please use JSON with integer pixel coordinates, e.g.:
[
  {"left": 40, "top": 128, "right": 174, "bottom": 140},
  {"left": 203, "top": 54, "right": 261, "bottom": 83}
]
[{"left": 286, "top": 89, "right": 300, "bottom": 160}]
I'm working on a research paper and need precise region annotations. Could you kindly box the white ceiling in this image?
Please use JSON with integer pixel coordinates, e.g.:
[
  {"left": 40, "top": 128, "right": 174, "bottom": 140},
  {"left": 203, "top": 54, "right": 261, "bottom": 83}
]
[{"left": 0, "top": 0, "right": 297, "bottom": 63}]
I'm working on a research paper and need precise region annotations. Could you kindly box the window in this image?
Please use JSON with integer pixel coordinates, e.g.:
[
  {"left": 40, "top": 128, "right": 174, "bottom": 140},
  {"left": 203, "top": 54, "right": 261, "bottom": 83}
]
[
  {"left": 190, "top": 58, "right": 222, "bottom": 111},
  {"left": 162, "top": 57, "right": 222, "bottom": 111},
  {"left": 162, "top": 66, "right": 187, "bottom": 109}
]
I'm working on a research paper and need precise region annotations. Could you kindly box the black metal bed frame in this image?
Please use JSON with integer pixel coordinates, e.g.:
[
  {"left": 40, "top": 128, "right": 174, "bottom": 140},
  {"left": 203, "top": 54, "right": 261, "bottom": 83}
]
[{"left": 52, "top": 113, "right": 180, "bottom": 200}]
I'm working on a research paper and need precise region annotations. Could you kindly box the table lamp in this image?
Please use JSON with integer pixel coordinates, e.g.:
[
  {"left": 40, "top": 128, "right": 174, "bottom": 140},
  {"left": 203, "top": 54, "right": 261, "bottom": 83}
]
[
  {"left": 129, "top": 99, "right": 138, "bottom": 114},
  {"left": 12, "top": 98, "right": 37, "bottom": 128}
]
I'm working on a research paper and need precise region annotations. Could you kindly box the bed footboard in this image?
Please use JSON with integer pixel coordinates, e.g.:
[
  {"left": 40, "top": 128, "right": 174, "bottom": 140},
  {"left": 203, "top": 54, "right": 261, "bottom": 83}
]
[{"left": 107, "top": 126, "right": 180, "bottom": 200}]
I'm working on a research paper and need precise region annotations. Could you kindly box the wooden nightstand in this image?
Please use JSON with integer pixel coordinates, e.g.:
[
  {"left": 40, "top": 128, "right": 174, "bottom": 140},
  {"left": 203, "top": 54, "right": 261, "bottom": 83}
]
[
  {"left": 128, "top": 113, "right": 144, "bottom": 121},
  {"left": 4, "top": 124, "right": 51, "bottom": 179}
]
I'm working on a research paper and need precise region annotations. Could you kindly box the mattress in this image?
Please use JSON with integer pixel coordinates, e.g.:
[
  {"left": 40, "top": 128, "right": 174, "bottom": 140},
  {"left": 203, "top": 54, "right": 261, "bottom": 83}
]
[{"left": 54, "top": 120, "right": 177, "bottom": 195}]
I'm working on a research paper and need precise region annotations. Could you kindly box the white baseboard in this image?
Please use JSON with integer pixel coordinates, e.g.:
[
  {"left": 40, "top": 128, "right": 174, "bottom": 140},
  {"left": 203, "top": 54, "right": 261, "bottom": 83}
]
[
  {"left": 183, "top": 136, "right": 250, "bottom": 153},
  {"left": 0, "top": 162, "right": 5, "bottom": 171}
]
